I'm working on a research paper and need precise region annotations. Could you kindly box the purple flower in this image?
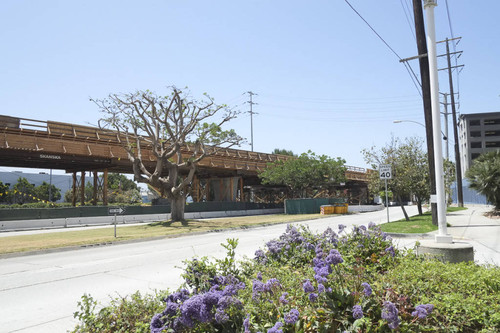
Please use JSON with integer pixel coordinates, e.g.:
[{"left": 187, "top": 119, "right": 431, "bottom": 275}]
[
  {"left": 352, "top": 305, "right": 364, "bottom": 319},
  {"left": 252, "top": 279, "right": 265, "bottom": 299},
  {"left": 266, "top": 240, "right": 283, "bottom": 254},
  {"left": 382, "top": 301, "right": 400, "bottom": 329},
  {"left": 164, "top": 289, "right": 190, "bottom": 303},
  {"left": 317, "top": 283, "right": 325, "bottom": 294},
  {"left": 267, "top": 321, "right": 284, "bottom": 333},
  {"left": 279, "top": 292, "right": 289, "bottom": 304},
  {"left": 255, "top": 249, "right": 267, "bottom": 263},
  {"left": 164, "top": 301, "right": 179, "bottom": 316},
  {"left": 314, "top": 266, "right": 329, "bottom": 284},
  {"left": 308, "top": 292, "right": 318, "bottom": 302},
  {"left": 303, "top": 279, "right": 315, "bottom": 293},
  {"left": 150, "top": 313, "right": 166, "bottom": 333},
  {"left": 368, "top": 221, "right": 376, "bottom": 229},
  {"left": 412, "top": 304, "right": 434, "bottom": 319},
  {"left": 361, "top": 282, "right": 372, "bottom": 297},
  {"left": 257, "top": 271, "right": 263, "bottom": 280},
  {"left": 243, "top": 314, "right": 251, "bottom": 333},
  {"left": 222, "top": 282, "right": 245, "bottom": 296},
  {"left": 215, "top": 307, "right": 229, "bottom": 323},
  {"left": 264, "top": 278, "right": 281, "bottom": 292},
  {"left": 326, "top": 249, "right": 343, "bottom": 265},
  {"left": 385, "top": 246, "right": 396, "bottom": 257},
  {"left": 284, "top": 309, "right": 300, "bottom": 324},
  {"left": 338, "top": 224, "right": 346, "bottom": 232}
]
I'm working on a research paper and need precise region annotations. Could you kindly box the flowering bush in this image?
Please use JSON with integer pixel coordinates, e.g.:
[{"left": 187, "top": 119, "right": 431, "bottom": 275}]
[
  {"left": 148, "top": 223, "right": 445, "bottom": 332},
  {"left": 73, "top": 222, "right": 500, "bottom": 333}
]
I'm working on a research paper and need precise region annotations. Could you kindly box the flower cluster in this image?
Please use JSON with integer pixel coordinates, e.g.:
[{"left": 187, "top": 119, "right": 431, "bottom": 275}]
[
  {"left": 361, "top": 282, "right": 372, "bottom": 297},
  {"left": 149, "top": 223, "right": 436, "bottom": 333},
  {"left": 352, "top": 305, "right": 364, "bottom": 319},
  {"left": 412, "top": 304, "right": 434, "bottom": 319},
  {"left": 382, "top": 301, "right": 400, "bottom": 329},
  {"left": 150, "top": 275, "right": 245, "bottom": 332},
  {"left": 252, "top": 278, "right": 282, "bottom": 300}
]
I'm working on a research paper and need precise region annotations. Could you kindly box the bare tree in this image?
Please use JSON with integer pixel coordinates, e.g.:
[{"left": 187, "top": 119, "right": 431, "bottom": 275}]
[{"left": 92, "top": 87, "right": 243, "bottom": 222}]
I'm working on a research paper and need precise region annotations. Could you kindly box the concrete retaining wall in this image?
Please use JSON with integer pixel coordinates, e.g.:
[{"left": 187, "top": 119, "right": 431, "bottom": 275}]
[
  {"left": 348, "top": 205, "right": 384, "bottom": 213},
  {"left": 0, "top": 208, "right": 284, "bottom": 232}
]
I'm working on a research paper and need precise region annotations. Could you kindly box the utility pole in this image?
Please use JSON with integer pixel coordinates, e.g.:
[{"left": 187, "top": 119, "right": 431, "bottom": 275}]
[
  {"left": 442, "top": 37, "right": 464, "bottom": 207},
  {"left": 411, "top": 0, "right": 438, "bottom": 226},
  {"left": 440, "top": 92, "right": 449, "bottom": 160},
  {"left": 246, "top": 91, "right": 258, "bottom": 152},
  {"left": 424, "top": 0, "right": 452, "bottom": 243}
]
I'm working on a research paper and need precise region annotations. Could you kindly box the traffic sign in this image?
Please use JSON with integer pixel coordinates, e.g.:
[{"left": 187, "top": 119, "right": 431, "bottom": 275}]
[
  {"left": 108, "top": 207, "right": 125, "bottom": 215},
  {"left": 379, "top": 164, "right": 392, "bottom": 180}
]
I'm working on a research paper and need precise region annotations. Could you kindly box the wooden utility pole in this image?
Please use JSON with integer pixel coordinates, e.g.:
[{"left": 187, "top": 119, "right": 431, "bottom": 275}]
[
  {"left": 445, "top": 37, "right": 464, "bottom": 207},
  {"left": 412, "top": 0, "right": 438, "bottom": 225}
]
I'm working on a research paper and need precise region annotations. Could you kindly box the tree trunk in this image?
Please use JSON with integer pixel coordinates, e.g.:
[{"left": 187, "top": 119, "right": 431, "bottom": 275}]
[
  {"left": 417, "top": 199, "right": 423, "bottom": 215},
  {"left": 170, "top": 195, "right": 187, "bottom": 224},
  {"left": 398, "top": 194, "right": 409, "bottom": 221}
]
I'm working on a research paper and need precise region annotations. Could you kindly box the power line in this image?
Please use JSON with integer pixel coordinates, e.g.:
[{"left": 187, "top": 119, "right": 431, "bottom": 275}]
[
  {"left": 444, "top": 0, "right": 461, "bottom": 111},
  {"left": 343, "top": 0, "right": 422, "bottom": 96},
  {"left": 244, "top": 91, "right": 258, "bottom": 152},
  {"left": 400, "top": 0, "right": 416, "bottom": 42}
]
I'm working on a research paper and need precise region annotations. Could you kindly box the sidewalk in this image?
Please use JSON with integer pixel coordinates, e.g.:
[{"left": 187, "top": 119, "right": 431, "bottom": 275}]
[{"left": 391, "top": 205, "right": 500, "bottom": 265}]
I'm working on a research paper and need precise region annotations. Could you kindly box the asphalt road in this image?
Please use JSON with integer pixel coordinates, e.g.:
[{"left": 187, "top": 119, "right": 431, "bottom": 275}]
[{"left": 7, "top": 205, "right": 497, "bottom": 333}]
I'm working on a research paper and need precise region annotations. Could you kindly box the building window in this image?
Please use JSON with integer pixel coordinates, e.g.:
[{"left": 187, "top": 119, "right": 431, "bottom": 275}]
[
  {"left": 484, "top": 118, "right": 500, "bottom": 125},
  {"left": 485, "top": 130, "right": 500, "bottom": 137},
  {"left": 470, "top": 131, "right": 481, "bottom": 138},
  {"left": 485, "top": 141, "right": 500, "bottom": 148},
  {"left": 471, "top": 153, "right": 481, "bottom": 160},
  {"left": 470, "top": 120, "right": 480, "bottom": 126},
  {"left": 471, "top": 142, "right": 482, "bottom": 148}
]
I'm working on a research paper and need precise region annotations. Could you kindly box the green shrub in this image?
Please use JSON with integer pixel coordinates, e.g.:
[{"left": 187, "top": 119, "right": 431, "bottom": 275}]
[
  {"left": 72, "top": 291, "right": 168, "bottom": 333},
  {"left": 73, "top": 224, "right": 500, "bottom": 333}
]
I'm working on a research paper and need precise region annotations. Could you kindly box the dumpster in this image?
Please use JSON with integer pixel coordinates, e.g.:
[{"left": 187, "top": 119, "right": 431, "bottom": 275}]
[
  {"left": 320, "top": 205, "right": 335, "bottom": 215},
  {"left": 334, "top": 203, "right": 348, "bottom": 214}
]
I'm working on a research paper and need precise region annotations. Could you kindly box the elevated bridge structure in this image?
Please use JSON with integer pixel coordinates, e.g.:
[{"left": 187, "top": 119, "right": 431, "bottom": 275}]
[{"left": 0, "top": 115, "right": 371, "bottom": 205}]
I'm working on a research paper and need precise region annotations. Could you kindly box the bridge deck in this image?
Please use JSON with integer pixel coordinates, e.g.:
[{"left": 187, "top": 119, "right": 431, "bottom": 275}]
[{"left": 0, "top": 115, "right": 370, "bottom": 181}]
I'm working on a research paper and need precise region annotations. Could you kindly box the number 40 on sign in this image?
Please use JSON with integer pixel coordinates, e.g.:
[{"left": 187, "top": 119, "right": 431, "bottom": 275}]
[{"left": 379, "top": 164, "right": 392, "bottom": 179}]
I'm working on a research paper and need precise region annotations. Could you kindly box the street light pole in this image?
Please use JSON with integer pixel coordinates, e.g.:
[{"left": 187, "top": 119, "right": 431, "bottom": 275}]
[{"left": 424, "top": 0, "right": 452, "bottom": 243}]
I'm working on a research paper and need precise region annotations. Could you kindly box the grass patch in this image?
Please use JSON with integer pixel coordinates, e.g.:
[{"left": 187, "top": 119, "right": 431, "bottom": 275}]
[
  {"left": 380, "top": 212, "right": 438, "bottom": 233},
  {"left": 447, "top": 206, "right": 468, "bottom": 212},
  {"left": 0, "top": 214, "right": 327, "bottom": 255},
  {"left": 380, "top": 206, "right": 468, "bottom": 234}
]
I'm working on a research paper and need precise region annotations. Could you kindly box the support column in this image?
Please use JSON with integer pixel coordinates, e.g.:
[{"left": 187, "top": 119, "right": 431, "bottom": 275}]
[
  {"left": 103, "top": 169, "right": 108, "bottom": 206},
  {"left": 206, "top": 178, "right": 211, "bottom": 201},
  {"left": 230, "top": 177, "right": 234, "bottom": 201},
  {"left": 239, "top": 177, "right": 244, "bottom": 202},
  {"left": 72, "top": 172, "right": 77, "bottom": 207},
  {"left": 93, "top": 171, "right": 98, "bottom": 206},
  {"left": 80, "top": 171, "right": 86, "bottom": 206}
]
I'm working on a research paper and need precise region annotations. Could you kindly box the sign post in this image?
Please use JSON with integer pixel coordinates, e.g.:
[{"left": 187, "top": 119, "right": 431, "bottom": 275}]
[
  {"left": 379, "top": 164, "right": 392, "bottom": 223},
  {"left": 108, "top": 207, "right": 125, "bottom": 238}
]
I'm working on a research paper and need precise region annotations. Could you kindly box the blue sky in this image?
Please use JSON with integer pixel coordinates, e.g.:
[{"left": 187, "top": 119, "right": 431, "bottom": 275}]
[{"left": 1, "top": 0, "right": 499, "bottom": 174}]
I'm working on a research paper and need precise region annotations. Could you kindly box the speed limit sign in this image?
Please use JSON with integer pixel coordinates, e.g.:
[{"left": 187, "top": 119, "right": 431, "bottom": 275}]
[{"left": 379, "top": 164, "right": 392, "bottom": 179}]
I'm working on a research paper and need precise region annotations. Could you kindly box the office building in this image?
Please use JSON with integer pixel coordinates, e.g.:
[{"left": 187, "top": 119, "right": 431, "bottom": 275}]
[{"left": 458, "top": 111, "right": 500, "bottom": 175}]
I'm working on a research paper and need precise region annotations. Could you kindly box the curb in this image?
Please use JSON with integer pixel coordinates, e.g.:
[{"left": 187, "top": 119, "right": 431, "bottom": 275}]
[
  {"left": 386, "top": 232, "right": 434, "bottom": 238},
  {"left": 0, "top": 216, "right": 335, "bottom": 260}
]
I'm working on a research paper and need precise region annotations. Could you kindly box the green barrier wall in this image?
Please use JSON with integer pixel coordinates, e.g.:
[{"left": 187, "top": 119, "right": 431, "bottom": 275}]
[
  {"left": 284, "top": 198, "right": 346, "bottom": 214},
  {"left": 0, "top": 202, "right": 282, "bottom": 221}
]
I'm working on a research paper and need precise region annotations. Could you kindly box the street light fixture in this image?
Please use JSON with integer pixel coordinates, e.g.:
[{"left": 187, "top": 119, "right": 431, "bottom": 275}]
[
  {"left": 393, "top": 120, "right": 449, "bottom": 160},
  {"left": 393, "top": 120, "right": 447, "bottom": 140}
]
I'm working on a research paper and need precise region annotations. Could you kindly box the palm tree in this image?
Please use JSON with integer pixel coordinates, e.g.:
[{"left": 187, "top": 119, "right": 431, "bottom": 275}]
[{"left": 466, "top": 151, "right": 500, "bottom": 211}]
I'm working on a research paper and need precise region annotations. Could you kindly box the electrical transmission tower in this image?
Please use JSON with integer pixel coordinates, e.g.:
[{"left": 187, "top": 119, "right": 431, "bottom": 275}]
[
  {"left": 245, "top": 91, "right": 258, "bottom": 152},
  {"left": 438, "top": 37, "right": 464, "bottom": 207}
]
